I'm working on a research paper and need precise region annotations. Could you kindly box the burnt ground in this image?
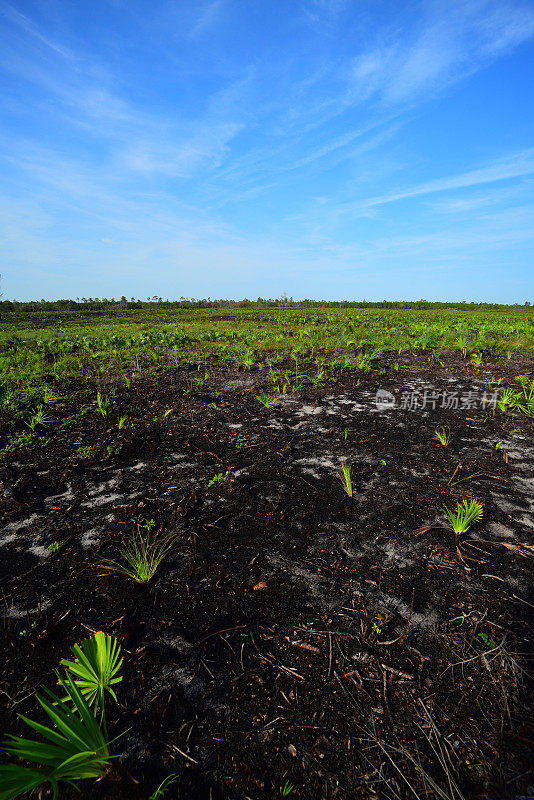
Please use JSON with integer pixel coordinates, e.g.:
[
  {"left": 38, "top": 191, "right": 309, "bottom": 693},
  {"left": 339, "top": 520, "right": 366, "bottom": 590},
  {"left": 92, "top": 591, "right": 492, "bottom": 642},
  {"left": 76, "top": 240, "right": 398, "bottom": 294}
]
[{"left": 0, "top": 352, "right": 533, "bottom": 800}]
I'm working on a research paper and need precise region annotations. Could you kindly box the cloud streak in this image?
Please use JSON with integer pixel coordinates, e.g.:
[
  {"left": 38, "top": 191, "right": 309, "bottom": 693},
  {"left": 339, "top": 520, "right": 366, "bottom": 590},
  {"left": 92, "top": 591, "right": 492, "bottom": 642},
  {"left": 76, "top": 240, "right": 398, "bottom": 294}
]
[
  {"left": 360, "top": 149, "right": 534, "bottom": 208},
  {"left": 349, "top": 0, "right": 534, "bottom": 106}
]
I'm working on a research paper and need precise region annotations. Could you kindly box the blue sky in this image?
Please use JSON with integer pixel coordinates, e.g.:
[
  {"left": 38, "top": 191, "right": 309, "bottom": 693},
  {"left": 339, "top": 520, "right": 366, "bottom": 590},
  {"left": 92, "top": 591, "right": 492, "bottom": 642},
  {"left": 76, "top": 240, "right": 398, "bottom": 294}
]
[{"left": 1, "top": 0, "right": 534, "bottom": 302}]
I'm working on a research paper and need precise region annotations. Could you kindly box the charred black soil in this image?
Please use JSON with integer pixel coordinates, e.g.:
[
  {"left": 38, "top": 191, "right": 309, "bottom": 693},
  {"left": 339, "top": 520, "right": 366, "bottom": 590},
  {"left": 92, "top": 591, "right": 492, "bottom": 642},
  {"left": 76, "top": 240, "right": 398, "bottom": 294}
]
[{"left": 1, "top": 352, "right": 533, "bottom": 799}]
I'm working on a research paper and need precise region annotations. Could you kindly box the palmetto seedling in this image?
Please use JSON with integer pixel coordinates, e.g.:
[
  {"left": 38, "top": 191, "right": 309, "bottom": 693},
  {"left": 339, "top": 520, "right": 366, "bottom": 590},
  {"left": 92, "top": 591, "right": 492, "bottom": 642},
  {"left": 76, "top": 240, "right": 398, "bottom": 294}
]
[
  {"left": 471, "top": 352, "right": 483, "bottom": 365},
  {"left": 25, "top": 405, "right": 52, "bottom": 432},
  {"left": 510, "top": 375, "right": 534, "bottom": 415},
  {"left": 256, "top": 393, "right": 276, "bottom": 408},
  {"left": 443, "top": 499, "right": 483, "bottom": 536},
  {"left": 99, "top": 528, "right": 175, "bottom": 583},
  {"left": 456, "top": 336, "right": 468, "bottom": 358},
  {"left": 497, "top": 377, "right": 534, "bottom": 416},
  {"left": 96, "top": 391, "right": 115, "bottom": 417},
  {"left": 60, "top": 632, "right": 123, "bottom": 734},
  {"left": 337, "top": 461, "right": 353, "bottom": 497},
  {"left": 0, "top": 671, "right": 115, "bottom": 800},
  {"left": 356, "top": 350, "right": 382, "bottom": 372},
  {"left": 433, "top": 426, "right": 452, "bottom": 446},
  {"left": 497, "top": 387, "right": 515, "bottom": 413},
  {"left": 428, "top": 349, "right": 444, "bottom": 366},
  {"left": 242, "top": 351, "right": 255, "bottom": 368}
]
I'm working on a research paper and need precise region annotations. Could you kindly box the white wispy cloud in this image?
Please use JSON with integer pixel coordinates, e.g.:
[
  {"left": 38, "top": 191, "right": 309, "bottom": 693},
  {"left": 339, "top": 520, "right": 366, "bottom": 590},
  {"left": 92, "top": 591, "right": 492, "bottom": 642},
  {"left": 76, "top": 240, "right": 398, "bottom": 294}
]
[
  {"left": 360, "top": 149, "right": 534, "bottom": 208},
  {"left": 190, "top": 0, "right": 227, "bottom": 37},
  {"left": 1, "top": 2, "right": 74, "bottom": 59},
  {"left": 349, "top": 0, "right": 534, "bottom": 106},
  {"left": 122, "top": 122, "right": 243, "bottom": 177}
]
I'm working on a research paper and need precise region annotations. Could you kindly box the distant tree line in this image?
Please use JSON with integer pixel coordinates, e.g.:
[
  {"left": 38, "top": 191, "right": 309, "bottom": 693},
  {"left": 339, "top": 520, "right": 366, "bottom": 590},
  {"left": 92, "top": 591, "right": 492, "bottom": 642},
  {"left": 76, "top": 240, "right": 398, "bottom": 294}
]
[{"left": 0, "top": 296, "right": 531, "bottom": 312}]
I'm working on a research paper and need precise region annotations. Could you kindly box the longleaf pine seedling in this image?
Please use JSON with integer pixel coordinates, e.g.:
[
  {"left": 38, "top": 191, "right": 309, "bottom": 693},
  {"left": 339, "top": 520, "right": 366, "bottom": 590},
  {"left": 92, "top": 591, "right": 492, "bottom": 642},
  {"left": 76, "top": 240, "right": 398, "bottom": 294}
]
[
  {"left": 433, "top": 426, "right": 452, "bottom": 446},
  {"left": 148, "top": 774, "right": 179, "bottom": 800},
  {"left": 280, "top": 780, "right": 295, "bottom": 796},
  {"left": 443, "top": 499, "right": 483, "bottom": 536},
  {"left": 337, "top": 461, "right": 353, "bottom": 497},
  {"left": 99, "top": 528, "right": 175, "bottom": 583}
]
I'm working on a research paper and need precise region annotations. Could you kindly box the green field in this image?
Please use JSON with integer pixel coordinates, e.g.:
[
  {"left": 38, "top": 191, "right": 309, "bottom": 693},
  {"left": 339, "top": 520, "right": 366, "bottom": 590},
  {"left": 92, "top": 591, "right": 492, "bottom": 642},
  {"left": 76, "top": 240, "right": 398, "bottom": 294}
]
[
  {"left": 1, "top": 305, "right": 533, "bottom": 799},
  {"left": 3, "top": 307, "right": 533, "bottom": 377},
  {"left": 1, "top": 304, "right": 532, "bottom": 461}
]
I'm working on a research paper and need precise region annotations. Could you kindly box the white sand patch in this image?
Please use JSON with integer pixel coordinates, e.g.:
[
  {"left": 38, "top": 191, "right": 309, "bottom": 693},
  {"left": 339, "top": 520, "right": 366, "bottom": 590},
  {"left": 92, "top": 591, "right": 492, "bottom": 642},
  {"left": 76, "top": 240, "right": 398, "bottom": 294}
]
[
  {"left": 0, "top": 533, "right": 18, "bottom": 546},
  {"left": 296, "top": 406, "right": 323, "bottom": 417},
  {"left": 45, "top": 484, "right": 74, "bottom": 505},
  {"left": 81, "top": 529, "right": 101, "bottom": 549},
  {"left": 5, "top": 599, "right": 54, "bottom": 619},
  {"left": 82, "top": 493, "right": 123, "bottom": 508},
  {"left": 485, "top": 522, "right": 517, "bottom": 539},
  {"left": 88, "top": 477, "right": 120, "bottom": 496},
  {"left": 295, "top": 455, "right": 339, "bottom": 470},
  {"left": 300, "top": 468, "right": 322, "bottom": 479},
  {"left": 1, "top": 514, "right": 45, "bottom": 546},
  {"left": 28, "top": 545, "right": 51, "bottom": 560}
]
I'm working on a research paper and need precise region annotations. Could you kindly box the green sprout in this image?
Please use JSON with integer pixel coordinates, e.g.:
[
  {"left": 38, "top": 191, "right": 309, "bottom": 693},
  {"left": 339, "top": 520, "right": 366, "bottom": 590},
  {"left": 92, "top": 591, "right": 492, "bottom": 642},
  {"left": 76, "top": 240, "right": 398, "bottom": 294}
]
[
  {"left": 25, "top": 406, "right": 52, "bottom": 432},
  {"left": 256, "top": 393, "right": 277, "bottom": 408},
  {"left": 148, "top": 774, "right": 179, "bottom": 800},
  {"left": 96, "top": 392, "right": 115, "bottom": 417},
  {"left": 207, "top": 468, "right": 231, "bottom": 488},
  {"left": 337, "top": 461, "right": 353, "bottom": 497},
  {"left": 280, "top": 780, "right": 295, "bottom": 796},
  {"left": 433, "top": 426, "right": 452, "bottom": 446},
  {"left": 478, "top": 632, "right": 498, "bottom": 649},
  {"left": 443, "top": 499, "right": 484, "bottom": 536}
]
